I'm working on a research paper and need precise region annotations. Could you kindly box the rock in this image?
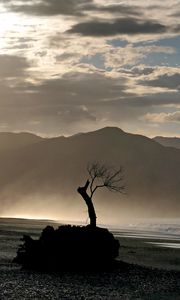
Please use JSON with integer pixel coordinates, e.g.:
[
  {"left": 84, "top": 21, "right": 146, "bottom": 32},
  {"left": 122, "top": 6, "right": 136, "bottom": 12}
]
[{"left": 14, "top": 225, "right": 120, "bottom": 272}]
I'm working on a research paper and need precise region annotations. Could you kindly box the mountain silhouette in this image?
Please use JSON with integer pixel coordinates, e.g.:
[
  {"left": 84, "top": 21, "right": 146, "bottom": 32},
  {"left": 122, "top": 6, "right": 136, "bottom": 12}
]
[
  {"left": 0, "top": 127, "right": 180, "bottom": 221},
  {"left": 154, "top": 136, "right": 180, "bottom": 150},
  {"left": 0, "top": 132, "right": 42, "bottom": 152}
]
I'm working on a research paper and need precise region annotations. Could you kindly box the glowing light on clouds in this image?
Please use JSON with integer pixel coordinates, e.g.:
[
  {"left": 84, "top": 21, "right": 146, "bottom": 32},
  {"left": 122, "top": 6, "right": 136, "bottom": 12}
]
[{"left": 0, "top": 0, "right": 179, "bottom": 137}]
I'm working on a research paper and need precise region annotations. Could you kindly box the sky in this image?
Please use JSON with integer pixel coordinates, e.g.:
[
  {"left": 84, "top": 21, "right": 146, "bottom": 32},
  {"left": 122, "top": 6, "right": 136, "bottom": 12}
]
[{"left": 0, "top": 0, "right": 180, "bottom": 137}]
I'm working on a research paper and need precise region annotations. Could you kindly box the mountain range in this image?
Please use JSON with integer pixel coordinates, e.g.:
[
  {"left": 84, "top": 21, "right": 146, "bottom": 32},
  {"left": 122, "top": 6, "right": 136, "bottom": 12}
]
[
  {"left": 153, "top": 136, "right": 180, "bottom": 150},
  {"left": 0, "top": 127, "right": 180, "bottom": 223}
]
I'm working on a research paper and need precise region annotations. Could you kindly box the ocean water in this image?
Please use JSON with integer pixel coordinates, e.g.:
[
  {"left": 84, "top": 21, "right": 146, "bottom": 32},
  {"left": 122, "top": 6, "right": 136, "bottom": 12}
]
[
  {"left": 0, "top": 217, "right": 180, "bottom": 299},
  {"left": 111, "top": 219, "right": 180, "bottom": 248}
]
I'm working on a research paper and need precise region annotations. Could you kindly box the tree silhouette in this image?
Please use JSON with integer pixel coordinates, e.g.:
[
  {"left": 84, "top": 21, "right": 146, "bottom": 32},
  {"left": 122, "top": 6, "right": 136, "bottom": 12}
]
[{"left": 77, "top": 162, "right": 125, "bottom": 227}]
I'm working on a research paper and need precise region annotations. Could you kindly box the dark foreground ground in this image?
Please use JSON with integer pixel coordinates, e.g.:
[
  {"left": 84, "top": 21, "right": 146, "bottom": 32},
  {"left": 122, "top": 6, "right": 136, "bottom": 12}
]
[
  {"left": 1, "top": 260, "right": 180, "bottom": 300},
  {"left": 0, "top": 218, "right": 180, "bottom": 299}
]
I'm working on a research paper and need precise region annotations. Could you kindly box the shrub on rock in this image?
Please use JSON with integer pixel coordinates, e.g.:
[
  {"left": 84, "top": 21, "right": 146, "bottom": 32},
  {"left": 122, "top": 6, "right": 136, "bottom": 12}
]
[{"left": 14, "top": 225, "right": 120, "bottom": 271}]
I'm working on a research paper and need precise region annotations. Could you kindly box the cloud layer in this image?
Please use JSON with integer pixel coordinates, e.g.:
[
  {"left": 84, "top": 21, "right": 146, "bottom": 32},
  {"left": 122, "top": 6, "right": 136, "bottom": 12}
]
[
  {"left": 0, "top": 0, "right": 179, "bottom": 137},
  {"left": 68, "top": 18, "right": 167, "bottom": 36}
]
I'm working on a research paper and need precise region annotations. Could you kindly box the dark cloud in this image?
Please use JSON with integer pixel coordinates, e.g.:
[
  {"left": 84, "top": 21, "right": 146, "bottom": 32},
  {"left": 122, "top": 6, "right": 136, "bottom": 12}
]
[
  {"left": 0, "top": 55, "right": 30, "bottom": 78},
  {"left": 0, "top": 70, "right": 128, "bottom": 107},
  {"left": 120, "top": 92, "right": 180, "bottom": 108},
  {"left": 172, "top": 12, "right": 180, "bottom": 17},
  {"left": 55, "top": 52, "right": 79, "bottom": 62},
  {"left": 140, "top": 73, "right": 180, "bottom": 90},
  {"left": 131, "top": 67, "right": 156, "bottom": 76},
  {"left": 173, "top": 25, "right": 180, "bottom": 32},
  {"left": 0, "top": 68, "right": 179, "bottom": 135},
  {"left": 85, "top": 3, "right": 141, "bottom": 16},
  {"left": 165, "top": 111, "right": 180, "bottom": 122},
  {"left": 0, "top": 71, "right": 129, "bottom": 134},
  {"left": 67, "top": 18, "right": 167, "bottom": 36},
  {"left": 17, "top": 72, "right": 128, "bottom": 106},
  {"left": 3, "top": 0, "right": 93, "bottom": 16},
  {"left": 1, "top": 0, "right": 142, "bottom": 18},
  {"left": 119, "top": 67, "right": 156, "bottom": 77}
]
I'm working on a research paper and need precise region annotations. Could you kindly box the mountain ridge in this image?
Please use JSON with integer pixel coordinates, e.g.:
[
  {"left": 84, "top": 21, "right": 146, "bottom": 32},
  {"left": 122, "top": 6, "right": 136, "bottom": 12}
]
[
  {"left": 0, "top": 127, "right": 180, "bottom": 221},
  {"left": 0, "top": 132, "right": 43, "bottom": 152},
  {"left": 153, "top": 136, "right": 180, "bottom": 150}
]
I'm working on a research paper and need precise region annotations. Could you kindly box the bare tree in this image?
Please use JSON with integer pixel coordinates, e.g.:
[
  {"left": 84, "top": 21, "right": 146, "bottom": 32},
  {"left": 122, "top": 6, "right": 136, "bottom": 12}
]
[{"left": 77, "top": 162, "right": 125, "bottom": 227}]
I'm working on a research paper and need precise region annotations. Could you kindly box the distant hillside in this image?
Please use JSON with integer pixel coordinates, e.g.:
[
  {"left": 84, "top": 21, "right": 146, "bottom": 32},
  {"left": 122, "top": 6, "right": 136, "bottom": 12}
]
[
  {"left": 154, "top": 136, "right": 180, "bottom": 150},
  {"left": 0, "top": 132, "right": 42, "bottom": 152},
  {"left": 0, "top": 127, "right": 180, "bottom": 221}
]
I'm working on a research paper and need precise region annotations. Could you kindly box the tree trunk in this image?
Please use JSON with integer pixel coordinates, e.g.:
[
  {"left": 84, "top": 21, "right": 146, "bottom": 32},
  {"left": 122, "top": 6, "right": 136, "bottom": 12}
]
[{"left": 77, "top": 180, "right": 97, "bottom": 227}]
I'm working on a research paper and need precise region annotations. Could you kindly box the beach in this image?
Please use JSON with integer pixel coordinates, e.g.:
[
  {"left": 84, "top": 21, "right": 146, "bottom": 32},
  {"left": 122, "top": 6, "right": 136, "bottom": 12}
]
[{"left": 0, "top": 218, "right": 180, "bottom": 299}]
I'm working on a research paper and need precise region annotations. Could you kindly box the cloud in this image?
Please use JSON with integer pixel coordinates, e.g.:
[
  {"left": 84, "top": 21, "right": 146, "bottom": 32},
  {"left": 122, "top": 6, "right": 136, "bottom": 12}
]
[
  {"left": 85, "top": 3, "right": 142, "bottom": 17},
  {"left": 4, "top": 37, "right": 37, "bottom": 51},
  {"left": 0, "top": 71, "right": 129, "bottom": 135},
  {"left": 4, "top": 67, "right": 166, "bottom": 136},
  {"left": 0, "top": 0, "right": 179, "bottom": 137},
  {"left": 0, "top": 55, "right": 30, "bottom": 79},
  {"left": 18, "top": 71, "right": 128, "bottom": 105},
  {"left": 103, "top": 45, "right": 175, "bottom": 69},
  {"left": 140, "top": 73, "right": 180, "bottom": 90},
  {"left": 142, "top": 111, "right": 180, "bottom": 123},
  {"left": 0, "top": 66, "right": 179, "bottom": 136},
  {"left": 130, "top": 66, "right": 156, "bottom": 76},
  {"left": 67, "top": 18, "right": 167, "bottom": 36},
  {"left": 57, "top": 105, "right": 96, "bottom": 122},
  {"left": 3, "top": 0, "right": 93, "bottom": 16}
]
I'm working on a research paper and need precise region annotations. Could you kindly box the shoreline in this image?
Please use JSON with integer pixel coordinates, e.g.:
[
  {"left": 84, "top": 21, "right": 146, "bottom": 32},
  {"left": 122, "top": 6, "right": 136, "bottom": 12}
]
[{"left": 0, "top": 218, "right": 180, "bottom": 298}]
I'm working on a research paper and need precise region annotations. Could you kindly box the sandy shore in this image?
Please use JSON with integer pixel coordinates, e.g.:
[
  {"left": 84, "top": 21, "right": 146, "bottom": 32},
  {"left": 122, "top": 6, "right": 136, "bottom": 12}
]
[
  {"left": 0, "top": 219, "right": 180, "bottom": 299},
  {"left": 116, "top": 234, "right": 180, "bottom": 272}
]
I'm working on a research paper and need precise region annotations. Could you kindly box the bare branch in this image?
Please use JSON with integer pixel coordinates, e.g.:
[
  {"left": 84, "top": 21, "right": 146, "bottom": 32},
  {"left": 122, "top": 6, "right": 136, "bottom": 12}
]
[
  {"left": 78, "top": 162, "right": 125, "bottom": 227},
  {"left": 87, "top": 162, "right": 125, "bottom": 198}
]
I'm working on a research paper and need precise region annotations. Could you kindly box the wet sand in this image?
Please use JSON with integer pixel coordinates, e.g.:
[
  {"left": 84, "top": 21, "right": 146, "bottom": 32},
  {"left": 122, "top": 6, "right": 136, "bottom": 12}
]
[{"left": 113, "top": 228, "right": 180, "bottom": 272}]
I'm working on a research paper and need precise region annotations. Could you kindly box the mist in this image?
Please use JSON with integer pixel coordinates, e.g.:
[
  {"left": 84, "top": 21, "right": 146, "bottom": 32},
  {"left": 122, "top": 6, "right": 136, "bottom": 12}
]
[{"left": 0, "top": 127, "right": 180, "bottom": 223}]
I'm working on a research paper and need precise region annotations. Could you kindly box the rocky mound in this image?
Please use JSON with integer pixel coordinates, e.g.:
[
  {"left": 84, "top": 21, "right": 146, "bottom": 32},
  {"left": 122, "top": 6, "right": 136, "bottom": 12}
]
[{"left": 14, "top": 225, "right": 120, "bottom": 271}]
